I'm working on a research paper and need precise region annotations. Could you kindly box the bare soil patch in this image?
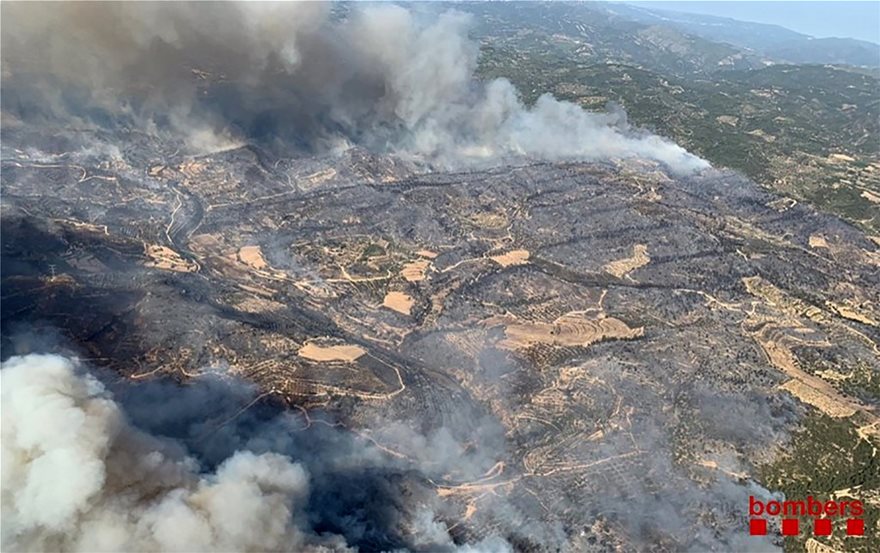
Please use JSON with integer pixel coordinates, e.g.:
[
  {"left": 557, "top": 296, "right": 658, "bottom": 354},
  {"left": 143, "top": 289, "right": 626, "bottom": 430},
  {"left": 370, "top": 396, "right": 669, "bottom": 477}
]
[
  {"left": 490, "top": 249, "right": 530, "bottom": 268},
  {"left": 298, "top": 342, "right": 366, "bottom": 362},
  {"left": 401, "top": 259, "right": 430, "bottom": 282},
  {"left": 383, "top": 291, "right": 414, "bottom": 315},
  {"left": 239, "top": 245, "right": 268, "bottom": 270},
  {"left": 144, "top": 244, "right": 197, "bottom": 272},
  {"left": 488, "top": 312, "right": 643, "bottom": 350},
  {"left": 604, "top": 244, "right": 649, "bottom": 278}
]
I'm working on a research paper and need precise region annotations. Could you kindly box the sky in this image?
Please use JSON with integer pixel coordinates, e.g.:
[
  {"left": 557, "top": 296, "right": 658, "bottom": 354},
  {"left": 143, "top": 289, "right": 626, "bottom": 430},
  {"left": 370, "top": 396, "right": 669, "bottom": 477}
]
[{"left": 626, "top": 1, "right": 880, "bottom": 43}]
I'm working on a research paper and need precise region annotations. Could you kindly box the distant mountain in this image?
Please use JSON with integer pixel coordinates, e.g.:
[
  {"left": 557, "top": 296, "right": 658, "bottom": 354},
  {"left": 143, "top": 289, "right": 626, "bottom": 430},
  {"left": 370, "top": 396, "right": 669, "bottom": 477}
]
[
  {"left": 463, "top": 1, "right": 763, "bottom": 77},
  {"left": 608, "top": 2, "right": 880, "bottom": 68},
  {"left": 767, "top": 36, "right": 880, "bottom": 67},
  {"left": 468, "top": 2, "right": 880, "bottom": 232}
]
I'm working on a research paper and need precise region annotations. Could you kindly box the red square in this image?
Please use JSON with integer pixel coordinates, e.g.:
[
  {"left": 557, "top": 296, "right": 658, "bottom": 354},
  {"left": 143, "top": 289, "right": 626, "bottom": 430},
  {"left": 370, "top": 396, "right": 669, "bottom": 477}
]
[
  {"left": 782, "top": 518, "right": 799, "bottom": 536},
  {"left": 814, "top": 518, "right": 832, "bottom": 536},
  {"left": 750, "top": 519, "right": 767, "bottom": 536},
  {"left": 847, "top": 518, "right": 864, "bottom": 536}
]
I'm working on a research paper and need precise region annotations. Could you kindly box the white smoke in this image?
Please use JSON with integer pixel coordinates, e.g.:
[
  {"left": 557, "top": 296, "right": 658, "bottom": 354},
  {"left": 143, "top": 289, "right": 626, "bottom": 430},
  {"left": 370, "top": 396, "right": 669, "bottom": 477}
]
[
  {"left": 0, "top": 354, "right": 511, "bottom": 553},
  {"left": 1, "top": 2, "right": 709, "bottom": 173},
  {"left": 0, "top": 354, "right": 338, "bottom": 552}
]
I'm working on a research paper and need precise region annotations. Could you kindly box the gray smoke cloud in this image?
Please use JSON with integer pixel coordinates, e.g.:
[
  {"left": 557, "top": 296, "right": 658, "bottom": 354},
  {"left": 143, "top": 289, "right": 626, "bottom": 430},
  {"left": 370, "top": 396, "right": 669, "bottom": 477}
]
[
  {"left": 0, "top": 353, "right": 512, "bottom": 553},
  {"left": 0, "top": 2, "right": 709, "bottom": 173}
]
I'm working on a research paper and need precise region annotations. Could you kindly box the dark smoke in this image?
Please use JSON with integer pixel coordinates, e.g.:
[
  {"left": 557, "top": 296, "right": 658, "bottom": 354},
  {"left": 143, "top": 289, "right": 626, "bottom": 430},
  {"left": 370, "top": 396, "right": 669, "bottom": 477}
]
[{"left": 1, "top": 2, "right": 709, "bottom": 172}]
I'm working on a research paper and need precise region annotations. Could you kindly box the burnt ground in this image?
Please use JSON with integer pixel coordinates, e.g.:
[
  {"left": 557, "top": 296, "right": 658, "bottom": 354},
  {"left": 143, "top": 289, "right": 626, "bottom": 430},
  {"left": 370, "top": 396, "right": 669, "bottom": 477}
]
[{"left": 2, "top": 125, "right": 879, "bottom": 551}]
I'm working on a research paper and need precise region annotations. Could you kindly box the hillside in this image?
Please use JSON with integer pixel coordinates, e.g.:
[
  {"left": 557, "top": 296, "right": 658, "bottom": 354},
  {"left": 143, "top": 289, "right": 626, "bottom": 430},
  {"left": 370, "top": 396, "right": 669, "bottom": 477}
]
[{"left": 470, "top": 3, "right": 880, "bottom": 233}]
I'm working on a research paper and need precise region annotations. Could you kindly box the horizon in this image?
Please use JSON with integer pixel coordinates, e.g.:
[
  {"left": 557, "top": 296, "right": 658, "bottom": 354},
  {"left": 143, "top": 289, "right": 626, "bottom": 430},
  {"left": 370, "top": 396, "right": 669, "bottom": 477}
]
[{"left": 624, "top": 1, "right": 880, "bottom": 44}]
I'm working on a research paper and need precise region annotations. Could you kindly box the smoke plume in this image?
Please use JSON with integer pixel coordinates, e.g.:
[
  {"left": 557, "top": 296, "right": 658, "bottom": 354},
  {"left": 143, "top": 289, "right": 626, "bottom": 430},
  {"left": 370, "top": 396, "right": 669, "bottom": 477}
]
[
  {"left": 0, "top": 354, "right": 511, "bottom": 552},
  {"left": 0, "top": 2, "right": 709, "bottom": 173}
]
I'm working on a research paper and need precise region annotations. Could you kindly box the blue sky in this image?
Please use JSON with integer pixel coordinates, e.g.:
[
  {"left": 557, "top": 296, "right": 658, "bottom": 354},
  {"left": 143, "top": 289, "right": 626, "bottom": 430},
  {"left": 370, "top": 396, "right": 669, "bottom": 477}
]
[{"left": 626, "top": 1, "right": 880, "bottom": 43}]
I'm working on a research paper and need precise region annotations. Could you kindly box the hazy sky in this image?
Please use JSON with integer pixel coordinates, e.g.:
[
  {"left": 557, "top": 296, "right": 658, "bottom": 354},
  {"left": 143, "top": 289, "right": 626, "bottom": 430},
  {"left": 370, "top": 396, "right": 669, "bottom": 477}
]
[{"left": 627, "top": 1, "right": 880, "bottom": 43}]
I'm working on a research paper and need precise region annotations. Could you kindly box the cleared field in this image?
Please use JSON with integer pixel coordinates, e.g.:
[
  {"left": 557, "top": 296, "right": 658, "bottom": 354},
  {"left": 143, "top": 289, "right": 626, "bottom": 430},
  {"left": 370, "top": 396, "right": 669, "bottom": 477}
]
[
  {"left": 487, "top": 312, "right": 643, "bottom": 350},
  {"left": 143, "top": 244, "right": 197, "bottom": 272},
  {"left": 490, "top": 249, "right": 530, "bottom": 268},
  {"left": 238, "top": 245, "right": 268, "bottom": 269},
  {"left": 383, "top": 291, "right": 415, "bottom": 315},
  {"left": 401, "top": 259, "right": 430, "bottom": 281},
  {"left": 603, "top": 244, "right": 649, "bottom": 278},
  {"left": 298, "top": 342, "right": 366, "bottom": 362}
]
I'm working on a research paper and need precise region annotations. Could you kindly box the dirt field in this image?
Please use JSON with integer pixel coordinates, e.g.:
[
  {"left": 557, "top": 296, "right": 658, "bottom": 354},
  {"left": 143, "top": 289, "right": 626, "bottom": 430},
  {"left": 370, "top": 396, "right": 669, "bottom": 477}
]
[
  {"left": 143, "top": 244, "right": 197, "bottom": 272},
  {"left": 383, "top": 291, "right": 414, "bottom": 315},
  {"left": 490, "top": 249, "right": 530, "bottom": 268},
  {"left": 603, "top": 244, "right": 649, "bottom": 278},
  {"left": 401, "top": 259, "right": 430, "bottom": 281},
  {"left": 488, "top": 312, "right": 643, "bottom": 350},
  {"left": 779, "top": 379, "right": 856, "bottom": 418},
  {"left": 809, "top": 234, "right": 829, "bottom": 249},
  {"left": 239, "top": 245, "right": 268, "bottom": 270},
  {"left": 298, "top": 342, "right": 366, "bottom": 362}
]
